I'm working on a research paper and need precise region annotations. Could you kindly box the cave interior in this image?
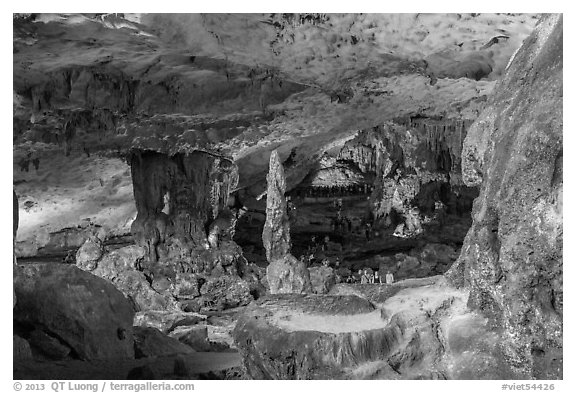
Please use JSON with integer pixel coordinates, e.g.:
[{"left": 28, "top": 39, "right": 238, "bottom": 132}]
[{"left": 12, "top": 13, "right": 563, "bottom": 382}]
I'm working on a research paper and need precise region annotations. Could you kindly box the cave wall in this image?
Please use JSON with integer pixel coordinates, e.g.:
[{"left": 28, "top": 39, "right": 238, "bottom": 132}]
[{"left": 446, "top": 14, "right": 562, "bottom": 379}]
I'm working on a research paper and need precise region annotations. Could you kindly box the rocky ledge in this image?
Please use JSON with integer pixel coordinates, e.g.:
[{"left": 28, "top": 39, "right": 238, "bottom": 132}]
[{"left": 232, "top": 277, "right": 519, "bottom": 379}]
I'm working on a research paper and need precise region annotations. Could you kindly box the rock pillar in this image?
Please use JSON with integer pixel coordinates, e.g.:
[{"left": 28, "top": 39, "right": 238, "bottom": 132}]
[
  {"left": 263, "top": 150, "right": 311, "bottom": 294},
  {"left": 129, "top": 149, "right": 239, "bottom": 270}
]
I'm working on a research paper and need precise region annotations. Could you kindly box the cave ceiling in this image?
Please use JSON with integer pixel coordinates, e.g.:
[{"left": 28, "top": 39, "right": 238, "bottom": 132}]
[{"left": 13, "top": 13, "right": 538, "bottom": 195}]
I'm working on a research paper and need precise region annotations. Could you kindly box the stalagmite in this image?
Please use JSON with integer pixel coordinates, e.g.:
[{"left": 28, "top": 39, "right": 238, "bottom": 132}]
[{"left": 263, "top": 150, "right": 312, "bottom": 294}]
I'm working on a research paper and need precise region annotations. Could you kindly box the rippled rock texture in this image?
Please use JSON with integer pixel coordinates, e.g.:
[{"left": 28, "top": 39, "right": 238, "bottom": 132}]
[
  {"left": 447, "top": 14, "right": 563, "bottom": 379},
  {"left": 233, "top": 275, "right": 530, "bottom": 380},
  {"left": 233, "top": 278, "right": 511, "bottom": 379}
]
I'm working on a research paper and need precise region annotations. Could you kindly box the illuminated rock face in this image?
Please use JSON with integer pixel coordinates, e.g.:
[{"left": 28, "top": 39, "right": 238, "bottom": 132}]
[
  {"left": 263, "top": 151, "right": 312, "bottom": 294},
  {"left": 446, "top": 14, "right": 563, "bottom": 379}
]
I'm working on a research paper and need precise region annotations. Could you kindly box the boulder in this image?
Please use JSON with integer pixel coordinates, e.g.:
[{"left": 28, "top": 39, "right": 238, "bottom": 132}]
[
  {"left": 178, "top": 299, "right": 203, "bottom": 313},
  {"left": 267, "top": 254, "right": 312, "bottom": 294},
  {"left": 115, "top": 270, "right": 177, "bottom": 311},
  {"left": 94, "top": 245, "right": 145, "bottom": 276},
  {"left": 199, "top": 275, "right": 253, "bottom": 311},
  {"left": 133, "top": 326, "right": 196, "bottom": 358},
  {"left": 308, "top": 266, "right": 336, "bottom": 294},
  {"left": 173, "top": 272, "right": 201, "bottom": 299},
  {"left": 151, "top": 275, "right": 175, "bottom": 294},
  {"left": 91, "top": 245, "right": 177, "bottom": 311},
  {"left": 13, "top": 263, "right": 135, "bottom": 360},
  {"left": 75, "top": 236, "right": 104, "bottom": 271},
  {"left": 187, "top": 240, "right": 246, "bottom": 276}
]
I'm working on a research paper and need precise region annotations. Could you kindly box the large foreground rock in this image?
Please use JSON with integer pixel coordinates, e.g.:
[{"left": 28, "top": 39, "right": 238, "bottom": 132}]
[
  {"left": 446, "top": 14, "right": 563, "bottom": 379},
  {"left": 13, "top": 263, "right": 135, "bottom": 360},
  {"left": 233, "top": 280, "right": 519, "bottom": 380},
  {"left": 233, "top": 290, "right": 447, "bottom": 379}
]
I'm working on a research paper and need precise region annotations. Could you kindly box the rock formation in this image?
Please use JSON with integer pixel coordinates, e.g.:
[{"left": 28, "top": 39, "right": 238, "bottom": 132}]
[
  {"left": 133, "top": 326, "right": 197, "bottom": 358},
  {"left": 308, "top": 266, "right": 337, "bottom": 294},
  {"left": 446, "top": 14, "right": 563, "bottom": 379},
  {"left": 13, "top": 263, "right": 135, "bottom": 360},
  {"left": 233, "top": 278, "right": 473, "bottom": 379},
  {"left": 129, "top": 149, "right": 239, "bottom": 264},
  {"left": 12, "top": 12, "right": 561, "bottom": 381},
  {"left": 263, "top": 150, "right": 312, "bottom": 294},
  {"left": 13, "top": 190, "right": 18, "bottom": 265}
]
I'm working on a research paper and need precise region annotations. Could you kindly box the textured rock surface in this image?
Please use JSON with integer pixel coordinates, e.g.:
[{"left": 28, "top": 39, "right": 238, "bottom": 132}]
[
  {"left": 129, "top": 150, "right": 238, "bottom": 264},
  {"left": 13, "top": 335, "right": 33, "bottom": 361},
  {"left": 78, "top": 240, "right": 254, "bottom": 312},
  {"left": 28, "top": 329, "right": 72, "bottom": 360},
  {"left": 263, "top": 150, "right": 311, "bottom": 294},
  {"left": 133, "top": 326, "right": 196, "bottom": 358},
  {"left": 13, "top": 190, "right": 18, "bottom": 264},
  {"left": 75, "top": 235, "right": 104, "bottom": 270},
  {"left": 133, "top": 310, "right": 207, "bottom": 335},
  {"left": 233, "top": 283, "right": 476, "bottom": 379},
  {"left": 13, "top": 263, "right": 135, "bottom": 360},
  {"left": 262, "top": 150, "right": 292, "bottom": 261},
  {"left": 266, "top": 254, "right": 312, "bottom": 295},
  {"left": 82, "top": 245, "right": 178, "bottom": 311},
  {"left": 446, "top": 14, "right": 563, "bottom": 379},
  {"left": 168, "top": 325, "right": 211, "bottom": 352},
  {"left": 308, "top": 266, "right": 337, "bottom": 294},
  {"left": 199, "top": 275, "right": 253, "bottom": 311},
  {"left": 233, "top": 277, "right": 530, "bottom": 380}
]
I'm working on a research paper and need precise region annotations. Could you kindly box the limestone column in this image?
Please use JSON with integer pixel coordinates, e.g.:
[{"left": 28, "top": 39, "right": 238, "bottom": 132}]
[{"left": 263, "top": 150, "right": 311, "bottom": 294}]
